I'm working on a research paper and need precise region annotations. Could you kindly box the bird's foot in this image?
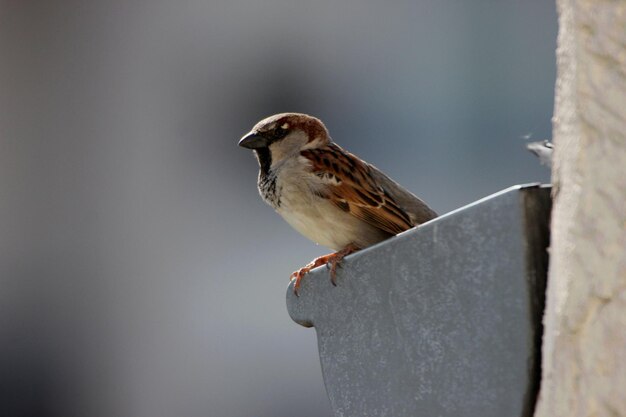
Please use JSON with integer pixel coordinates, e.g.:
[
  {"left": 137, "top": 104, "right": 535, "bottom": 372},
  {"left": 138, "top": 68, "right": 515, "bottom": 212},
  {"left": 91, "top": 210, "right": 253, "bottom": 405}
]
[
  {"left": 290, "top": 245, "right": 359, "bottom": 296},
  {"left": 290, "top": 257, "right": 328, "bottom": 297},
  {"left": 325, "top": 245, "right": 359, "bottom": 286}
]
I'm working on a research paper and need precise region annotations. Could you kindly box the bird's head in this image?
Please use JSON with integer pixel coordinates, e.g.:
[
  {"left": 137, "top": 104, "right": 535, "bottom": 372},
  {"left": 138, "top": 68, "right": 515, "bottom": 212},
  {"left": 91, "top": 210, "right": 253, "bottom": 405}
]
[{"left": 239, "top": 113, "right": 330, "bottom": 170}]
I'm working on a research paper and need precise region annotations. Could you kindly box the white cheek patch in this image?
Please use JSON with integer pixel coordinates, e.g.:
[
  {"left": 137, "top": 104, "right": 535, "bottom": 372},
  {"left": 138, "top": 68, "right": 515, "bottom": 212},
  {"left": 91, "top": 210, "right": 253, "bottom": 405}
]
[{"left": 269, "top": 132, "right": 309, "bottom": 168}]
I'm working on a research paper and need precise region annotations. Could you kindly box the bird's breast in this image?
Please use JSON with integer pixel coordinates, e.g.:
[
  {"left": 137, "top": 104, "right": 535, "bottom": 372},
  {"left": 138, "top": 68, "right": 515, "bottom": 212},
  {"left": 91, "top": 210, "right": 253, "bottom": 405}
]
[
  {"left": 266, "top": 164, "right": 389, "bottom": 250},
  {"left": 276, "top": 196, "right": 357, "bottom": 251}
]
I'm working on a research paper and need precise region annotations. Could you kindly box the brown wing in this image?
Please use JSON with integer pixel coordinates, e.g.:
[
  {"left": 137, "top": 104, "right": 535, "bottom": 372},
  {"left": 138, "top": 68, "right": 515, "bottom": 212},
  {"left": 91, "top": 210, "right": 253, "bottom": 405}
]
[{"left": 301, "top": 143, "right": 415, "bottom": 235}]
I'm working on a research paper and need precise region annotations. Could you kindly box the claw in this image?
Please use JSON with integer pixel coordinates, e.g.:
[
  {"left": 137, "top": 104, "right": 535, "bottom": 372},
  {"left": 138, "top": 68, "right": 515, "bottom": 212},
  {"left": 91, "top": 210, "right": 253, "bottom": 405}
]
[
  {"left": 289, "top": 244, "right": 360, "bottom": 296},
  {"left": 328, "top": 258, "right": 338, "bottom": 286},
  {"left": 290, "top": 267, "right": 309, "bottom": 297},
  {"left": 326, "top": 244, "right": 358, "bottom": 286},
  {"left": 290, "top": 271, "right": 301, "bottom": 297}
]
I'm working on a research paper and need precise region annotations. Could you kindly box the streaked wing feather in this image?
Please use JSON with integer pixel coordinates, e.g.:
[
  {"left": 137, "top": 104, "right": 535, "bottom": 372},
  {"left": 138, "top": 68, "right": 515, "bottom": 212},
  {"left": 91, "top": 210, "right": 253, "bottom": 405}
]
[{"left": 301, "top": 144, "right": 414, "bottom": 235}]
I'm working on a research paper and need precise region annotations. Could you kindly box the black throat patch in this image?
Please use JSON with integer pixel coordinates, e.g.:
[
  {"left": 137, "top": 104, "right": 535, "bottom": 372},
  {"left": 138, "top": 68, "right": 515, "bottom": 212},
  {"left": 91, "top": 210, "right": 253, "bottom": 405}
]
[
  {"left": 255, "top": 148, "right": 280, "bottom": 208},
  {"left": 255, "top": 147, "right": 271, "bottom": 178}
]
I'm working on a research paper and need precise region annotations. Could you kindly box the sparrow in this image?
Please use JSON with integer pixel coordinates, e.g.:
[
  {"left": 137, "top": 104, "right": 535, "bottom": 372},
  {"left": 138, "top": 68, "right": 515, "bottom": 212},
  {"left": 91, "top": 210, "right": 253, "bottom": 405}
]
[
  {"left": 526, "top": 140, "right": 553, "bottom": 168},
  {"left": 239, "top": 113, "right": 437, "bottom": 296}
]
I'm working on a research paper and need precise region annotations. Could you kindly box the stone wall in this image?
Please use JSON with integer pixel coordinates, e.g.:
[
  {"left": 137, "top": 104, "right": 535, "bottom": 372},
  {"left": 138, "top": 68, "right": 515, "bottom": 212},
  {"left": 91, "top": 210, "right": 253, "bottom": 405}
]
[{"left": 535, "top": 1, "right": 626, "bottom": 416}]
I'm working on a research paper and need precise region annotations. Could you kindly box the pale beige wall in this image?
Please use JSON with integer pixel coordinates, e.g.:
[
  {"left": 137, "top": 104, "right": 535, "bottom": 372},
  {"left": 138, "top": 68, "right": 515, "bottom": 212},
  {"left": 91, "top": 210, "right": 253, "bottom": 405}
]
[{"left": 535, "top": 0, "right": 626, "bottom": 416}]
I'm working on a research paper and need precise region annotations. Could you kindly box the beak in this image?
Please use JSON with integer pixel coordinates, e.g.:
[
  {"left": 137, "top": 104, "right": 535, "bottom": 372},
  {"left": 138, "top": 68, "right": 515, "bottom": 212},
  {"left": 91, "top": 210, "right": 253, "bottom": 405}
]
[{"left": 238, "top": 132, "right": 268, "bottom": 149}]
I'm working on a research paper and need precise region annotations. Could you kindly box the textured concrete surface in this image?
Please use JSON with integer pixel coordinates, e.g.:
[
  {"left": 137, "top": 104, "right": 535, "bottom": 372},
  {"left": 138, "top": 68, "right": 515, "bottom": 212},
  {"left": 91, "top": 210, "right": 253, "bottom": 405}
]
[
  {"left": 287, "top": 184, "right": 551, "bottom": 417},
  {"left": 535, "top": 1, "right": 626, "bottom": 416}
]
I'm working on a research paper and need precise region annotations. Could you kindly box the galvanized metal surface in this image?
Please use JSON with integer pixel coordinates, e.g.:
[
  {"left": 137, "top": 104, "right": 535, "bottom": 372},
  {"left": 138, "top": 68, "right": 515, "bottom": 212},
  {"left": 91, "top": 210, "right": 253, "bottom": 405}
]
[{"left": 286, "top": 184, "right": 551, "bottom": 417}]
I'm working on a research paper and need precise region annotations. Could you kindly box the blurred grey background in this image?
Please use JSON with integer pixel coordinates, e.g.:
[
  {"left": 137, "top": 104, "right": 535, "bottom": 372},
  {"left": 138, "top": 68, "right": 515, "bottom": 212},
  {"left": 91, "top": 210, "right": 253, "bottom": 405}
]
[{"left": 0, "top": 1, "right": 554, "bottom": 416}]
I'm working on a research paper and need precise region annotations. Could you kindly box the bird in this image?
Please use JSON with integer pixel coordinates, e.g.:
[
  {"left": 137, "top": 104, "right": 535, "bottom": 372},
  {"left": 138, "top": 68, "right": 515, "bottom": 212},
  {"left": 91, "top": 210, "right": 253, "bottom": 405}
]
[
  {"left": 526, "top": 140, "right": 553, "bottom": 168},
  {"left": 238, "top": 113, "right": 438, "bottom": 296}
]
